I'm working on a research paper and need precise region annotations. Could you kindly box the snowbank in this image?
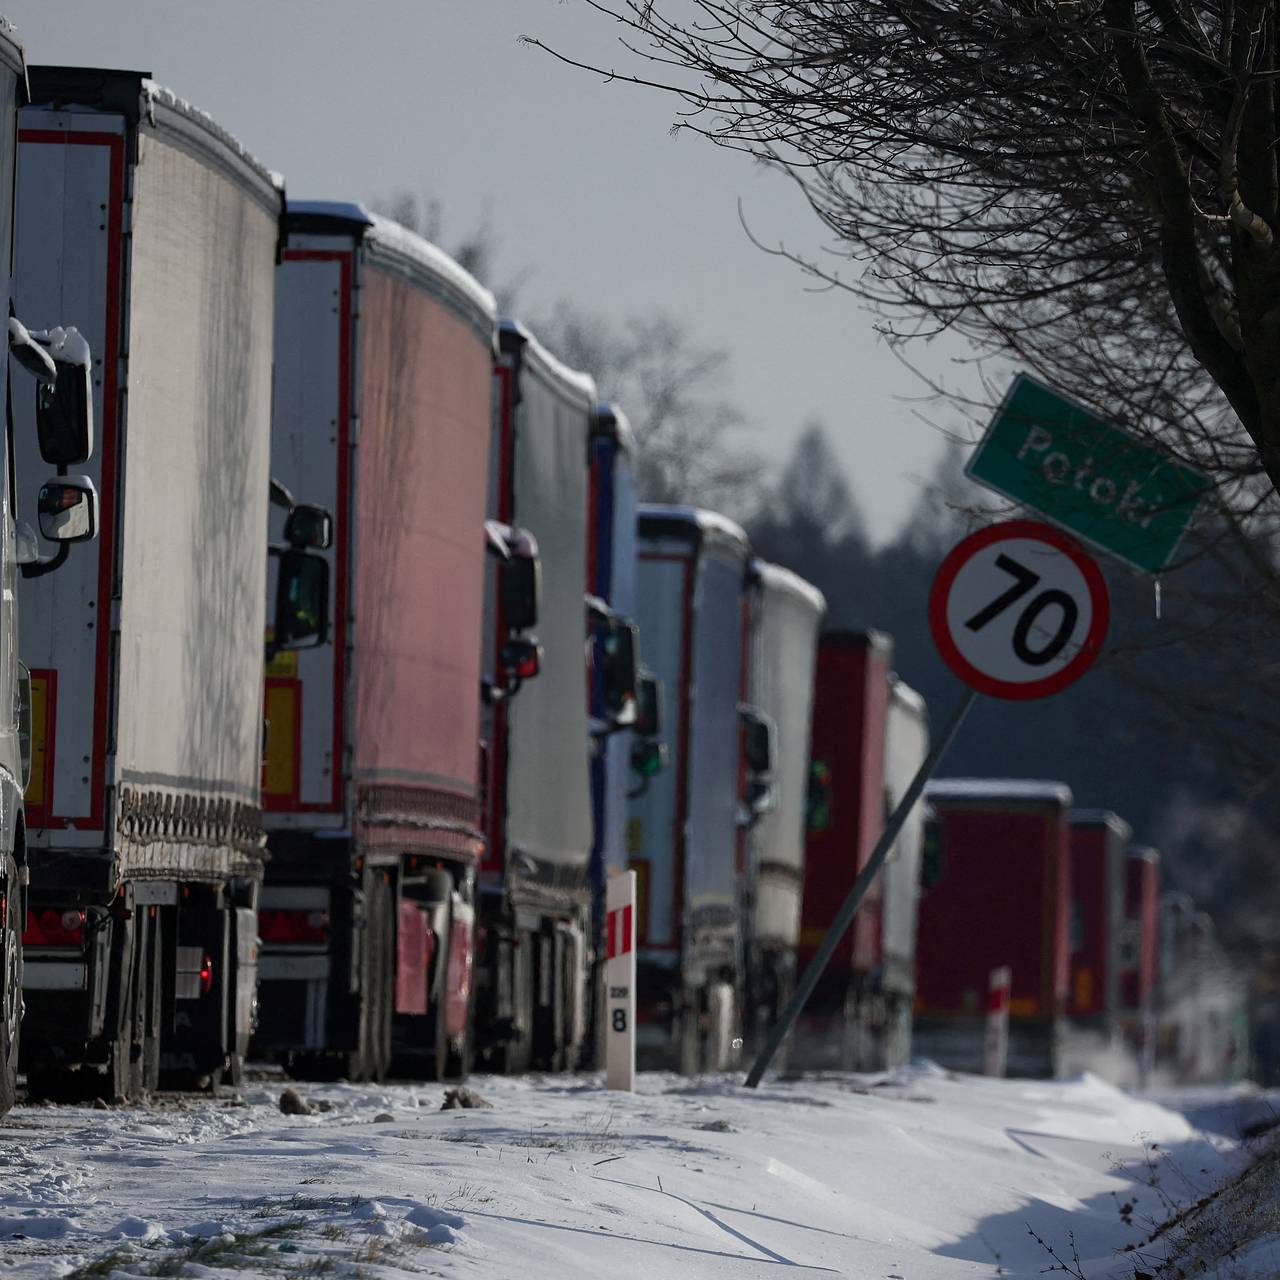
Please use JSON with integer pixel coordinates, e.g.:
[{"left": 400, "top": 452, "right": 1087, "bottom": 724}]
[{"left": 0, "top": 1066, "right": 1265, "bottom": 1278}]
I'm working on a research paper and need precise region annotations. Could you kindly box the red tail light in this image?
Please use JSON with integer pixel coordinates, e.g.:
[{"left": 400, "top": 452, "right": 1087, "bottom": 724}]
[
  {"left": 23, "top": 908, "right": 85, "bottom": 948},
  {"left": 200, "top": 952, "right": 214, "bottom": 995},
  {"left": 258, "top": 908, "right": 329, "bottom": 945}
]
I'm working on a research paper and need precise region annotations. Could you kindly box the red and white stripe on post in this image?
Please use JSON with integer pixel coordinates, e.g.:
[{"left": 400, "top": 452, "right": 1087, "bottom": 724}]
[
  {"left": 605, "top": 870, "right": 636, "bottom": 1091},
  {"left": 983, "top": 965, "right": 1012, "bottom": 1078},
  {"left": 606, "top": 903, "right": 632, "bottom": 960}
]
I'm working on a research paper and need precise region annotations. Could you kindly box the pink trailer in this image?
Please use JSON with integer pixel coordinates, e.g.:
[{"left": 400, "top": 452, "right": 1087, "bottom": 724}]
[{"left": 256, "top": 202, "right": 496, "bottom": 1082}]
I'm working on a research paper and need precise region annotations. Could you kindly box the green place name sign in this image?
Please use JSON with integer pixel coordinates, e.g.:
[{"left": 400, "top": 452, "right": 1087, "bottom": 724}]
[{"left": 967, "top": 374, "right": 1211, "bottom": 574}]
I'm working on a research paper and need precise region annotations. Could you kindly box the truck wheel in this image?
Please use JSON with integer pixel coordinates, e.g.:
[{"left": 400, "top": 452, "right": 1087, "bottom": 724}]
[{"left": 0, "top": 856, "right": 21, "bottom": 1115}]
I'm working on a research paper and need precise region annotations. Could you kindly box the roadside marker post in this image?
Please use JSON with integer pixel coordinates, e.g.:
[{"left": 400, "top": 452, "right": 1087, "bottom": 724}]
[
  {"left": 605, "top": 870, "right": 636, "bottom": 1092},
  {"left": 743, "top": 519, "right": 1111, "bottom": 1089},
  {"left": 983, "top": 966, "right": 1012, "bottom": 1077}
]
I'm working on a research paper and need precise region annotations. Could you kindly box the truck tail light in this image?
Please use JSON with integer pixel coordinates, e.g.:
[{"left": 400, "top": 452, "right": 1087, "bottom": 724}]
[
  {"left": 258, "top": 907, "right": 329, "bottom": 945},
  {"left": 200, "top": 952, "right": 214, "bottom": 995},
  {"left": 23, "top": 908, "right": 85, "bottom": 948}
]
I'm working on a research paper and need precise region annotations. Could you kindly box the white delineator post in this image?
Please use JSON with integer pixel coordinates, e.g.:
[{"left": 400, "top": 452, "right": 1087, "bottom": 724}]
[
  {"left": 984, "top": 966, "right": 1012, "bottom": 1077},
  {"left": 605, "top": 870, "right": 636, "bottom": 1091}
]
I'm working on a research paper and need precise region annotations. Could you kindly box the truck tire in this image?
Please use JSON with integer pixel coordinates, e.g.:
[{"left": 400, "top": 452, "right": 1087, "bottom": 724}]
[{"left": 0, "top": 855, "right": 21, "bottom": 1115}]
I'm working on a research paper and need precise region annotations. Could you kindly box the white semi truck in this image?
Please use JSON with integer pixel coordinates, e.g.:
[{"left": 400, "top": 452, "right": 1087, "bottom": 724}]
[
  {"left": 12, "top": 68, "right": 322, "bottom": 1099},
  {"left": 0, "top": 30, "right": 101, "bottom": 1115}
]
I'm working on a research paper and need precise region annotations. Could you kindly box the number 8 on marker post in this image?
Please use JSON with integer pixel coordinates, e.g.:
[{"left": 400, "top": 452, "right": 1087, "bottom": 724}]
[{"left": 605, "top": 869, "right": 636, "bottom": 1091}]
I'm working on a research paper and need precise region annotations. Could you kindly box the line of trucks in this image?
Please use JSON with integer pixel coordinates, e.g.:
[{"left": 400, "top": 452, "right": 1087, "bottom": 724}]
[{"left": 0, "top": 35, "right": 1250, "bottom": 1113}]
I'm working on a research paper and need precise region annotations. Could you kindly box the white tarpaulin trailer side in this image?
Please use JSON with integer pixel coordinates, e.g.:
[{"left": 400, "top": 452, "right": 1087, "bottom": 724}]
[{"left": 13, "top": 74, "right": 280, "bottom": 881}]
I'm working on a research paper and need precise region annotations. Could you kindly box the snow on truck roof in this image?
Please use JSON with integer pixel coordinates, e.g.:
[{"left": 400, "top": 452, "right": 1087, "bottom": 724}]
[
  {"left": 888, "top": 675, "right": 927, "bottom": 719},
  {"left": 1070, "top": 808, "right": 1132, "bottom": 839},
  {"left": 498, "top": 319, "right": 596, "bottom": 405},
  {"left": 286, "top": 201, "right": 496, "bottom": 335},
  {"left": 0, "top": 20, "right": 24, "bottom": 90},
  {"left": 926, "top": 778, "right": 1073, "bottom": 807},
  {"left": 27, "top": 69, "right": 281, "bottom": 211},
  {"left": 638, "top": 504, "right": 751, "bottom": 553},
  {"left": 592, "top": 403, "right": 636, "bottom": 455},
  {"left": 750, "top": 559, "right": 826, "bottom": 616}
]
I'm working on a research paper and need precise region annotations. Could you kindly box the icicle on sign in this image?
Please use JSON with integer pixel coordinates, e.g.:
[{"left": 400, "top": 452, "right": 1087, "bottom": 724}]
[{"left": 606, "top": 870, "right": 636, "bottom": 1091}]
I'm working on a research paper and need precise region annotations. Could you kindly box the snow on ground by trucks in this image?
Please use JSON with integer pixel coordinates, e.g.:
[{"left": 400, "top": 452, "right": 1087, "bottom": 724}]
[{"left": 0, "top": 1066, "right": 1274, "bottom": 1279}]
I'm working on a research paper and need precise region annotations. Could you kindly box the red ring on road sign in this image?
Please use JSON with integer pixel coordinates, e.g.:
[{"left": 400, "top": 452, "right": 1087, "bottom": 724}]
[{"left": 929, "top": 519, "right": 1110, "bottom": 700}]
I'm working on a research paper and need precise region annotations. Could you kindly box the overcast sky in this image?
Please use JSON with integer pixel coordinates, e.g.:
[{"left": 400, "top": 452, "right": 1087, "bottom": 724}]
[{"left": 6, "top": 0, "right": 984, "bottom": 538}]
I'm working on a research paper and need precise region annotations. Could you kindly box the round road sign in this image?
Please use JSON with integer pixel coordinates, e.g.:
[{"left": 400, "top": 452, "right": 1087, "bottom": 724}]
[{"left": 929, "top": 520, "right": 1109, "bottom": 700}]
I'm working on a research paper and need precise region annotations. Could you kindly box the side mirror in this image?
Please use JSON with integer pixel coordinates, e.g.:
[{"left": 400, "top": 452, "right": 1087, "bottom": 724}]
[
  {"left": 740, "top": 707, "right": 775, "bottom": 776},
  {"left": 284, "top": 503, "right": 332, "bottom": 550},
  {"left": 8, "top": 317, "right": 56, "bottom": 384},
  {"left": 806, "top": 759, "right": 832, "bottom": 832},
  {"left": 273, "top": 548, "right": 329, "bottom": 652},
  {"left": 501, "top": 636, "right": 542, "bottom": 682},
  {"left": 635, "top": 672, "right": 663, "bottom": 739},
  {"left": 743, "top": 777, "right": 775, "bottom": 821},
  {"left": 37, "top": 476, "right": 98, "bottom": 542},
  {"left": 35, "top": 327, "right": 93, "bottom": 466},
  {"left": 503, "top": 550, "right": 541, "bottom": 634},
  {"left": 602, "top": 618, "right": 639, "bottom": 725},
  {"left": 630, "top": 736, "right": 667, "bottom": 778}
]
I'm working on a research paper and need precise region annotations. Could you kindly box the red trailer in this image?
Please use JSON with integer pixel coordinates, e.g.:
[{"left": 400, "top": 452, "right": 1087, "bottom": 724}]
[
  {"left": 1066, "top": 811, "right": 1129, "bottom": 1023},
  {"left": 794, "top": 631, "right": 892, "bottom": 1069},
  {"left": 916, "top": 781, "right": 1073, "bottom": 1077},
  {"left": 1119, "top": 845, "right": 1160, "bottom": 1080}
]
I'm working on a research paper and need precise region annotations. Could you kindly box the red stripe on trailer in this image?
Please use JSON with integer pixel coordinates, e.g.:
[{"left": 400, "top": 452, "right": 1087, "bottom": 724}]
[
  {"left": 735, "top": 578, "right": 751, "bottom": 876},
  {"left": 19, "top": 130, "right": 124, "bottom": 832},
  {"left": 278, "top": 249, "right": 353, "bottom": 814},
  {"left": 482, "top": 362, "right": 516, "bottom": 876}
]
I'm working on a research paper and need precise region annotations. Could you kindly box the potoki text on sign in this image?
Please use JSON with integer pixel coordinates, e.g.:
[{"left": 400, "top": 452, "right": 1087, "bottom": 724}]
[{"left": 967, "top": 374, "right": 1211, "bottom": 574}]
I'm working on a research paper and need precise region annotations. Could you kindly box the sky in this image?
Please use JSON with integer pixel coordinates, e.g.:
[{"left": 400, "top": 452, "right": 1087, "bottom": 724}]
[{"left": 4, "top": 0, "right": 983, "bottom": 539}]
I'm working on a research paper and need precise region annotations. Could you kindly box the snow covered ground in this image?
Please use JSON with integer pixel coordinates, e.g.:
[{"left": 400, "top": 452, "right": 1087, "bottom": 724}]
[{"left": 0, "top": 1065, "right": 1272, "bottom": 1279}]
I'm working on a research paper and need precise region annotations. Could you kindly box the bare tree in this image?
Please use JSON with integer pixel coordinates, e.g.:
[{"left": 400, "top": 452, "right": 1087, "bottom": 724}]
[
  {"left": 536, "top": 298, "right": 763, "bottom": 511},
  {"left": 528, "top": 1, "right": 1280, "bottom": 496}
]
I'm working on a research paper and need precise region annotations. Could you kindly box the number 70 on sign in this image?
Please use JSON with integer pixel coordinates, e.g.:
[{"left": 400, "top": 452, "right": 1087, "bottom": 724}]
[{"left": 929, "top": 520, "right": 1110, "bottom": 700}]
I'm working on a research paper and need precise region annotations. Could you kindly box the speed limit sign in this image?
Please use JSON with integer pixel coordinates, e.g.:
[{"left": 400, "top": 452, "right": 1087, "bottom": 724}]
[{"left": 930, "top": 520, "right": 1109, "bottom": 700}]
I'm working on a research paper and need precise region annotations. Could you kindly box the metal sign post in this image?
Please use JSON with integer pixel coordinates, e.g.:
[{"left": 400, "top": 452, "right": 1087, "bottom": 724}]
[
  {"left": 605, "top": 869, "right": 636, "bottom": 1091},
  {"left": 983, "top": 966, "right": 1012, "bottom": 1077},
  {"left": 744, "top": 687, "right": 976, "bottom": 1088}
]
